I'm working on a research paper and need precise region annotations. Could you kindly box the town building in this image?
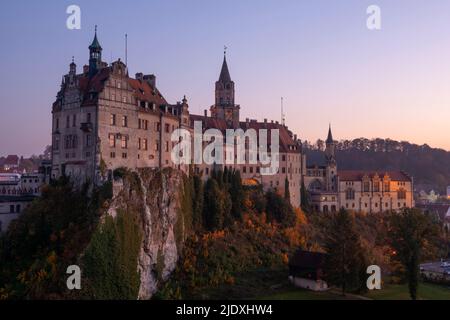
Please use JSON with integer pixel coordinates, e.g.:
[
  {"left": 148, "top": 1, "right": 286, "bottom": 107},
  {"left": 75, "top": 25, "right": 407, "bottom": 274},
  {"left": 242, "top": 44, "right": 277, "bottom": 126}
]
[
  {"left": 0, "top": 172, "right": 44, "bottom": 233},
  {"left": 303, "top": 126, "right": 415, "bottom": 213}
]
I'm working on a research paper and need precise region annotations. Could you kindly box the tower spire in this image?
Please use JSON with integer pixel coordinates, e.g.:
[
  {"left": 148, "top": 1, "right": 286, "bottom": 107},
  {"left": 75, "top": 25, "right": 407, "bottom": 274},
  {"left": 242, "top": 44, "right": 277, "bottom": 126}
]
[
  {"left": 326, "top": 123, "right": 333, "bottom": 143},
  {"left": 89, "top": 25, "right": 103, "bottom": 77},
  {"left": 219, "top": 47, "right": 231, "bottom": 83}
]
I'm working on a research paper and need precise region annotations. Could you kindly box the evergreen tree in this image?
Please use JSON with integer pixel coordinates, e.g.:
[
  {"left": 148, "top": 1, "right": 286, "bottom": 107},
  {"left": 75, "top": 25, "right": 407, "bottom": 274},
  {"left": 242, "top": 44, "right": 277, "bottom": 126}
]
[
  {"left": 300, "top": 180, "right": 311, "bottom": 213},
  {"left": 203, "top": 179, "right": 225, "bottom": 231},
  {"left": 284, "top": 177, "right": 291, "bottom": 201},
  {"left": 192, "top": 175, "right": 204, "bottom": 231},
  {"left": 265, "top": 190, "right": 296, "bottom": 227},
  {"left": 389, "top": 208, "right": 439, "bottom": 300},
  {"left": 324, "top": 208, "right": 367, "bottom": 295},
  {"left": 230, "top": 170, "right": 244, "bottom": 221}
]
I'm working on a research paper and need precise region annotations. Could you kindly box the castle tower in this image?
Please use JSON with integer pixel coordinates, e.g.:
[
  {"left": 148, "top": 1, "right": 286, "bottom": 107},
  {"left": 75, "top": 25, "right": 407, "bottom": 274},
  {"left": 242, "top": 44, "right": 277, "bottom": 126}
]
[
  {"left": 210, "top": 50, "right": 240, "bottom": 128},
  {"left": 88, "top": 26, "right": 103, "bottom": 77},
  {"left": 325, "top": 125, "right": 337, "bottom": 191}
]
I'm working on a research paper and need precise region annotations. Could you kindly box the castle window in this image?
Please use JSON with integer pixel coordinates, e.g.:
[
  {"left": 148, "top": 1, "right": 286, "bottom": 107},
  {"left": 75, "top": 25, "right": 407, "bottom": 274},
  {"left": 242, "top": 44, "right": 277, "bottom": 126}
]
[
  {"left": 110, "top": 152, "right": 115, "bottom": 158},
  {"left": 138, "top": 138, "right": 141, "bottom": 150},
  {"left": 72, "top": 115, "right": 76, "bottom": 127},
  {"left": 374, "top": 182, "right": 380, "bottom": 192},
  {"left": 165, "top": 141, "right": 169, "bottom": 152},
  {"left": 250, "top": 167, "right": 253, "bottom": 174},
  {"left": 56, "top": 118, "right": 59, "bottom": 130},
  {"left": 156, "top": 122, "right": 161, "bottom": 132},
  {"left": 109, "top": 134, "right": 115, "bottom": 147},
  {"left": 86, "top": 134, "right": 92, "bottom": 147},
  {"left": 121, "top": 136, "right": 128, "bottom": 149},
  {"left": 122, "top": 116, "right": 128, "bottom": 127},
  {"left": 117, "top": 81, "right": 121, "bottom": 89},
  {"left": 155, "top": 140, "right": 160, "bottom": 151},
  {"left": 53, "top": 136, "right": 60, "bottom": 151},
  {"left": 110, "top": 114, "right": 116, "bottom": 126},
  {"left": 122, "top": 96, "right": 127, "bottom": 103},
  {"left": 142, "top": 139, "right": 148, "bottom": 151},
  {"left": 398, "top": 188, "right": 406, "bottom": 200},
  {"left": 122, "top": 152, "right": 127, "bottom": 159},
  {"left": 243, "top": 167, "right": 246, "bottom": 173},
  {"left": 87, "top": 113, "right": 91, "bottom": 123},
  {"left": 384, "top": 182, "right": 390, "bottom": 192},
  {"left": 165, "top": 124, "right": 170, "bottom": 133},
  {"left": 66, "top": 116, "right": 70, "bottom": 128},
  {"left": 363, "top": 181, "right": 370, "bottom": 193}
]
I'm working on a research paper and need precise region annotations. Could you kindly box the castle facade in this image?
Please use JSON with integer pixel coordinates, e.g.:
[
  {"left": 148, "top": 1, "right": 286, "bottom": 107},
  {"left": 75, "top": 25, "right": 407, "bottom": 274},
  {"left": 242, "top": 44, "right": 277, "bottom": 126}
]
[{"left": 51, "top": 30, "right": 414, "bottom": 212}]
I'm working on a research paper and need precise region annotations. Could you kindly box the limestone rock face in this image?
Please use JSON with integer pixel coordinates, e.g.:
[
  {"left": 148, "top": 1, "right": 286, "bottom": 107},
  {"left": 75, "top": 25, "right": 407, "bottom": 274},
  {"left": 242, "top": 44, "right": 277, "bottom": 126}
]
[{"left": 107, "top": 168, "right": 187, "bottom": 299}]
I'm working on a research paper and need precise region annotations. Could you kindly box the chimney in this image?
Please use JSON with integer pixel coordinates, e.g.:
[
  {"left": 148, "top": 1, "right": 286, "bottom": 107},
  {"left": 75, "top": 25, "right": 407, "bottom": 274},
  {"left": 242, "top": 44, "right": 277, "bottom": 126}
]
[
  {"left": 135, "top": 73, "right": 144, "bottom": 81},
  {"left": 264, "top": 118, "right": 267, "bottom": 123},
  {"left": 143, "top": 74, "right": 156, "bottom": 88},
  {"left": 204, "top": 110, "right": 207, "bottom": 117}
]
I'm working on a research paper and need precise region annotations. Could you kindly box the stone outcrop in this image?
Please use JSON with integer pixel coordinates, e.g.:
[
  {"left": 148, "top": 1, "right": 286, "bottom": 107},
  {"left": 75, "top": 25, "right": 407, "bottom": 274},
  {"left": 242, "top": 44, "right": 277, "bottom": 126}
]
[{"left": 107, "top": 168, "right": 188, "bottom": 299}]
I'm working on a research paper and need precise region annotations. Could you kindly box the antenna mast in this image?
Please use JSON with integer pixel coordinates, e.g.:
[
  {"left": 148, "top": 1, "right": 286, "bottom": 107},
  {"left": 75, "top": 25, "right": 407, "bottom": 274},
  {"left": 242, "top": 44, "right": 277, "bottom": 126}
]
[
  {"left": 281, "top": 97, "right": 286, "bottom": 126},
  {"left": 125, "top": 34, "right": 128, "bottom": 67}
]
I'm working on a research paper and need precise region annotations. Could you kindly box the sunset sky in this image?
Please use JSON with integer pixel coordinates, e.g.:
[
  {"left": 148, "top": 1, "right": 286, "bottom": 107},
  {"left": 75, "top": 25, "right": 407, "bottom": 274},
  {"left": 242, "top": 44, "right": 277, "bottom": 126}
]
[{"left": 0, "top": 0, "right": 449, "bottom": 156}]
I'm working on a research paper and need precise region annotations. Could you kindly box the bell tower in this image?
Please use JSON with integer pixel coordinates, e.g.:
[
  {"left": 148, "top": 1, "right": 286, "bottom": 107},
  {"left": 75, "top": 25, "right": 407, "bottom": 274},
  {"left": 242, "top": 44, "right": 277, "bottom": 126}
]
[
  {"left": 88, "top": 26, "right": 103, "bottom": 77},
  {"left": 210, "top": 48, "right": 240, "bottom": 128},
  {"left": 325, "top": 124, "right": 337, "bottom": 191}
]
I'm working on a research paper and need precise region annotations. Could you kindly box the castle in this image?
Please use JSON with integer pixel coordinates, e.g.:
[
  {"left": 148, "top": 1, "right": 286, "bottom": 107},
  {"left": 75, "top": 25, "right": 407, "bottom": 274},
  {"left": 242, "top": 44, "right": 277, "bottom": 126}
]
[{"left": 50, "top": 29, "right": 414, "bottom": 212}]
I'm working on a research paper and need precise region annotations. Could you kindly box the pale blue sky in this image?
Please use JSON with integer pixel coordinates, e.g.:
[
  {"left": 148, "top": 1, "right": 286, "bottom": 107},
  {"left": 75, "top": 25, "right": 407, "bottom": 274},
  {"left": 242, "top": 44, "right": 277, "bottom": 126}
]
[{"left": 1, "top": 0, "right": 449, "bottom": 156}]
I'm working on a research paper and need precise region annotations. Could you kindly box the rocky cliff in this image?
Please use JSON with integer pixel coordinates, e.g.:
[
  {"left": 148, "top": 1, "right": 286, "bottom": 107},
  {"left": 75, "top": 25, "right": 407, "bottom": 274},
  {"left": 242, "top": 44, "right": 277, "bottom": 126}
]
[{"left": 107, "top": 168, "right": 190, "bottom": 299}]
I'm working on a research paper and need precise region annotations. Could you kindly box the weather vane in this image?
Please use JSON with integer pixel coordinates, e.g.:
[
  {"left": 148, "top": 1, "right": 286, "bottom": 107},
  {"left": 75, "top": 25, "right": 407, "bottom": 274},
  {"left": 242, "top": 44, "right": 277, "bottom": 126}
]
[{"left": 224, "top": 45, "right": 228, "bottom": 56}]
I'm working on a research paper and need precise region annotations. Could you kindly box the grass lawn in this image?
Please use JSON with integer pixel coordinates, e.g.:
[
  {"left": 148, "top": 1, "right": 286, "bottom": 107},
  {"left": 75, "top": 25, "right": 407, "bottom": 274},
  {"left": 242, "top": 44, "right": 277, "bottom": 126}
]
[
  {"left": 365, "top": 281, "right": 450, "bottom": 300},
  {"left": 188, "top": 268, "right": 450, "bottom": 300},
  {"left": 260, "top": 289, "right": 360, "bottom": 300}
]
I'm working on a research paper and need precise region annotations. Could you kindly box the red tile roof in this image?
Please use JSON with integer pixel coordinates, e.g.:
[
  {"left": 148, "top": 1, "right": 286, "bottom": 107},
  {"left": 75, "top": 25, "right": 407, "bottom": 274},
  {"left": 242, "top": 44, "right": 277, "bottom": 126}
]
[
  {"left": 4, "top": 155, "right": 19, "bottom": 165},
  {"left": 189, "top": 115, "right": 300, "bottom": 154},
  {"left": 128, "top": 78, "right": 167, "bottom": 105},
  {"left": 338, "top": 170, "right": 412, "bottom": 182}
]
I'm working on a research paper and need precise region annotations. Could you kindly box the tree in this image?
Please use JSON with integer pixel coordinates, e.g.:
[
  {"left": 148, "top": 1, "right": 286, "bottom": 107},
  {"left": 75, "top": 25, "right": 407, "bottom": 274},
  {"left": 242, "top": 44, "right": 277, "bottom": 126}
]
[
  {"left": 229, "top": 170, "right": 244, "bottom": 221},
  {"left": 388, "top": 208, "right": 439, "bottom": 300},
  {"left": 300, "top": 180, "right": 311, "bottom": 213},
  {"left": 192, "top": 175, "right": 204, "bottom": 231},
  {"left": 265, "top": 190, "right": 295, "bottom": 227},
  {"left": 203, "top": 178, "right": 230, "bottom": 231},
  {"left": 284, "top": 177, "right": 290, "bottom": 201},
  {"left": 324, "top": 208, "right": 367, "bottom": 295}
]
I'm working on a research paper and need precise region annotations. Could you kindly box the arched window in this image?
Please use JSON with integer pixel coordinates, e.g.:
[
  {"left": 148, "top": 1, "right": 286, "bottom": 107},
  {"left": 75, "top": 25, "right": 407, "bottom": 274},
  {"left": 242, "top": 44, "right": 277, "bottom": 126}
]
[
  {"left": 363, "top": 181, "right": 370, "bottom": 192},
  {"left": 346, "top": 188, "right": 355, "bottom": 200},
  {"left": 398, "top": 188, "right": 406, "bottom": 200},
  {"left": 308, "top": 179, "right": 323, "bottom": 192},
  {"left": 373, "top": 181, "right": 380, "bottom": 192},
  {"left": 323, "top": 205, "right": 329, "bottom": 213}
]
